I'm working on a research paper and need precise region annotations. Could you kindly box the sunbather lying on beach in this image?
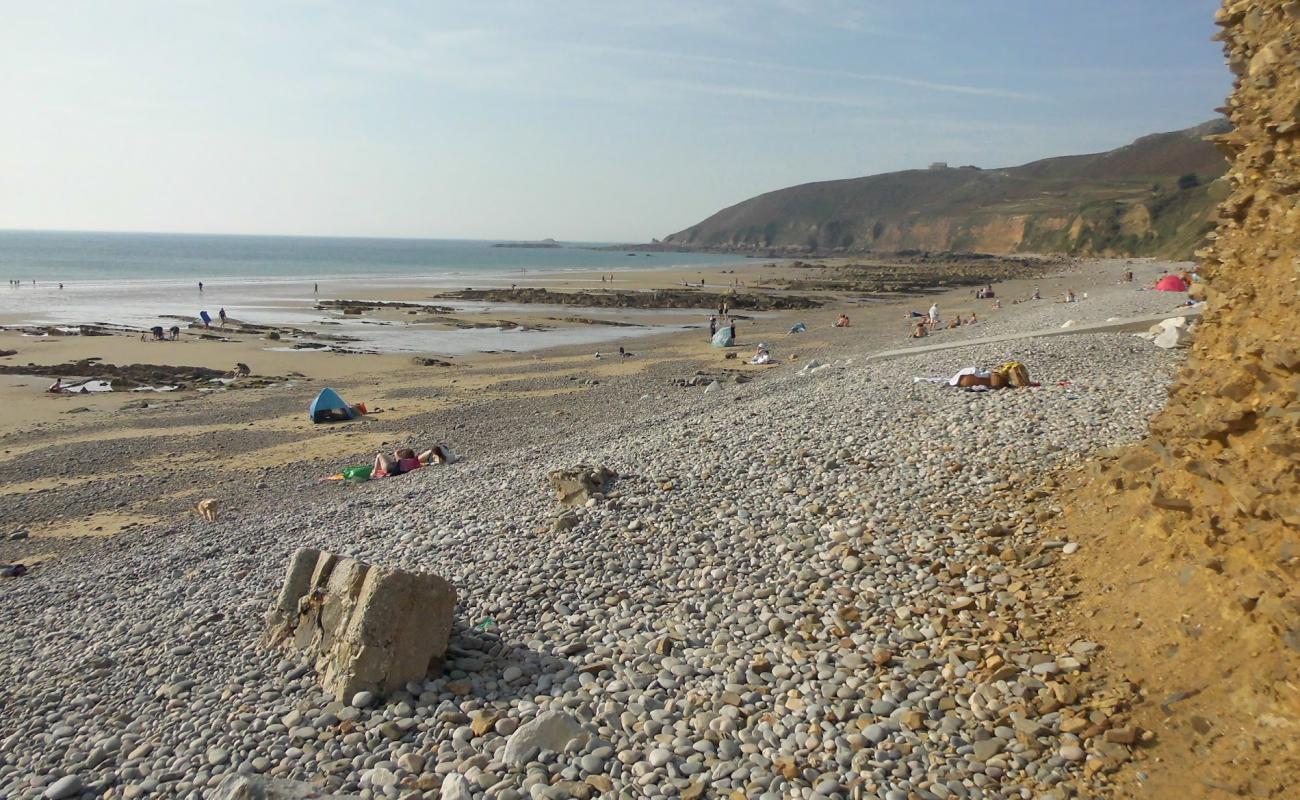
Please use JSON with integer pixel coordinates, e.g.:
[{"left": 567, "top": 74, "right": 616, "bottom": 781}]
[{"left": 373, "top": 445, "right": 453, "bottom": 477}]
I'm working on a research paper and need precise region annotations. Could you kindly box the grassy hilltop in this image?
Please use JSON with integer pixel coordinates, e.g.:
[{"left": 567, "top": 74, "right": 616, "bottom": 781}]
[{"left": 664, "top": 120, "right": 1230, "bottom": 259}]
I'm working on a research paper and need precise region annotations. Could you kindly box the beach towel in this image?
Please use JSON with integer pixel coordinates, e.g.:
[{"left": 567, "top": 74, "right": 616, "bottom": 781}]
[{"left": 948, "top": 367, "right": 986, "bottom": 387}]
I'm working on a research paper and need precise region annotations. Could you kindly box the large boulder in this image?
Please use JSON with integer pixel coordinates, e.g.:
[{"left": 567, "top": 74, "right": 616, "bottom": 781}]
[
  {"left": 264, "top": 548, "right": 456, "bottom": 701},
  {"left": 212, "top": 775, "right": 361, "bottom": 799},
  {"left": 547, "top": 465, "right": 617, "bottom": 505}
]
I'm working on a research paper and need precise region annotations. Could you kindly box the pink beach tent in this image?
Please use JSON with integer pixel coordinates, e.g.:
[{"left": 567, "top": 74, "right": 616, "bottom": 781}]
[{"left": 1154, "top": 274, "right": 1188, "bottom": 292}]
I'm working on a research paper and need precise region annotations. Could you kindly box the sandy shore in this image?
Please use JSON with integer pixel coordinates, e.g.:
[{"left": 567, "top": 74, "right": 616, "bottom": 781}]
[{"left": 0, "top": 256, "right": 1194, "bottom": 543}]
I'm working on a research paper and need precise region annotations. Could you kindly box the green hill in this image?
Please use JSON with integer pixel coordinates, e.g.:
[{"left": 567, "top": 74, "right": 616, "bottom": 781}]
[{"left": 663, "top": 120, "right": 1230, "bottom": 259}]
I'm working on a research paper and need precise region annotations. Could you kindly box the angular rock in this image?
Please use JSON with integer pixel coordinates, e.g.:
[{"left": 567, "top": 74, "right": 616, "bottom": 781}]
[
  {"left": 501, "top": 710, "right": 588, "bottom": 767},
  {"left": 264, "top": 548, "right": 456, "bottom": 701},
  {"left": 547, "top": 465, "right": 617, "bottom": 505},
  {"left": 1153, "top": 325, "right": 1188, "bottom": 349},
  {"left": 212, "top": 774, "right": 361, "bottom": 799}
]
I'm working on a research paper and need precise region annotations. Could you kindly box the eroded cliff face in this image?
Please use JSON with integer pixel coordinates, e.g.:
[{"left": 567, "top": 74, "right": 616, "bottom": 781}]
[{"left": 1060, "top": 2, "right": 1300, "bottom": 795}]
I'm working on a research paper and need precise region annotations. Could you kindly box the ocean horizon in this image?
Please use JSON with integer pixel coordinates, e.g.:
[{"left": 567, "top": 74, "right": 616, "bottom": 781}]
[{"left": 0, "top": 229, "right": 744, "bottom": 284}]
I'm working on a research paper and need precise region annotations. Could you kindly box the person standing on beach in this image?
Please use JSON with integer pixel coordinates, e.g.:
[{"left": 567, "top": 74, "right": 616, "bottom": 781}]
[
  {"left": 729, "top": 320, "right": 737, "bottom": 344},
  {"left": 709, "top": 315, "right": 718, "bottom": 338},
  {"left": 198, "top": 281, "right": 204, "bottom": 292},
  {"left": 314, "top": 283, "right": 318, "bottom": 293},
  {"left": 219, "top": 308, "right": 227, "bottom": 328},
  {"left": 928, "top": 303, "right": 939, "bottom": 326}
]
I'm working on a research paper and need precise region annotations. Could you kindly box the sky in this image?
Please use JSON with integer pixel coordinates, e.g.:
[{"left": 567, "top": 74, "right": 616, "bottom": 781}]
[{"left": 0, "top": 1, "right": 1231, "bottom": 242}]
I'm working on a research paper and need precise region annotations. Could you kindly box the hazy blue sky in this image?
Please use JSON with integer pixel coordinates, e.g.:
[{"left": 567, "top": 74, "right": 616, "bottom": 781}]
[{"left": 1, "top": 1, "right": 1230, "bottom": 242}]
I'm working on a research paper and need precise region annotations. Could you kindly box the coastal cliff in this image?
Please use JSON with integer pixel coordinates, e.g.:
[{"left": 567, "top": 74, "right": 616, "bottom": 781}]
[
  {"left": 664, "top": 122, "right": 1230, "bottom": 259},
  {"left": 1060, "top": 2, "right": 1300, "bottom": 795}
]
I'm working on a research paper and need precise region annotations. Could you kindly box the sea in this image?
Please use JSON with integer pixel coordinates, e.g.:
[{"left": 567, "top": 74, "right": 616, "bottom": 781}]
[{"left": 0, "top": 230, "right": 749, "bottom": 354}]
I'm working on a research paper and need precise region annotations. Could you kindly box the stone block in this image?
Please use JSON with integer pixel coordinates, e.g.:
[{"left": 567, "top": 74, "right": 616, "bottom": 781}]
[
  {"left": 265, "top": 547, "right": 456, "bottom": 701},
  {"left": 547, "top": 465, "right": 616, "bottom": 505}
]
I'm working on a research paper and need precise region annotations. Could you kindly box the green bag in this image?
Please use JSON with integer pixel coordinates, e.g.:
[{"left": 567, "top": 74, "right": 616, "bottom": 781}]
[{"left": 341, "top": 465, "right": 373, "bottom": 481}]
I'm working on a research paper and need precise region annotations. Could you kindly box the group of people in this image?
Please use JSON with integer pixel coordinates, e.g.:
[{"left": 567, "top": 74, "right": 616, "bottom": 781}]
[
  {"left": 907, "top": 302, "right": 979, "bottom": 338},
  {"left": 142, "top": 325, "right": 183, "bottom": 341},
  {"left": 8, "top": 280, "right": 65, "bottom": 289},
  {"left": 708, "top": 315, "right": 738, "bottom": 341}
]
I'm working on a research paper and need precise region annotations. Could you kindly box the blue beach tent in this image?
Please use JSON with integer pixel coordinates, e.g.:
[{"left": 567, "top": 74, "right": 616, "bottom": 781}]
[
  {"left": 711, "top": 327, "right": 734, "bottom": 348},
  {"left": 309, "top": 387, "right": 355, "bottom": 423}
]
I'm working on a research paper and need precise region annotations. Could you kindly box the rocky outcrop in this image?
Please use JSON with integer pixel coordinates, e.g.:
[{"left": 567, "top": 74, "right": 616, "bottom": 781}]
[
  {"left": 265, "top": 548, "right": 456, "bottom": 702},
  {"left": 547, "top": 465, "right": 617, "bottom": 506},
  {"left": 1060, "top": 2, "right": 1300, "bottom": 795},
  {"left": 436, "top": 287, "right": 823, "bottom": 311}
]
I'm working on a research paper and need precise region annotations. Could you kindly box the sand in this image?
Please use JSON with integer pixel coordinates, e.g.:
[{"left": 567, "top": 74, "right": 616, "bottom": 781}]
[{"left": 0, "top": 256, "right": 1192, "bottom": 545}]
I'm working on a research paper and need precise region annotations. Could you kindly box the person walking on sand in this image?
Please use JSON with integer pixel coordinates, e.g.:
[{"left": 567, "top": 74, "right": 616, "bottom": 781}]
[
  {"left": 928, "top": 303, "right": 939, "bottom": 327},
  {"left": 314, "top": 283, "right": 318, "bottom": 293},
  {"left": 218, "top": 308, "right": 227, "bottom": 328},
  {"left": 198, "top": 281, "right": 204, "bottom": 292}
]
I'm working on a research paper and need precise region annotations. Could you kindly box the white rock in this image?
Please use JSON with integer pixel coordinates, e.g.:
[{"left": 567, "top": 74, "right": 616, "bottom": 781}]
[
  {"left": 501, "top": 710, "right": 587, "bottom": 767},
  {"left": 441, "top": 773, "right": 473, "bottom": 800}
]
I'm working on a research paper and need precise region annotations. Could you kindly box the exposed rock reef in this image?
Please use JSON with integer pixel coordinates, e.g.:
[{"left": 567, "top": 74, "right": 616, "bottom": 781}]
[
  {"left": 767, "top": 254, "right": 1055, "bottom": 296},
  {"left": 0, "top": 358, "right": 280, "bottom": 391},
  {"left": 435, "top": 287, "right": 823, "bottom": 311},
  {"left": 664, "top": 122, "right": 1231, "bottom": 259},
  {"left": 1059, "top": 2, "right": 1300, "bottom": 796}
]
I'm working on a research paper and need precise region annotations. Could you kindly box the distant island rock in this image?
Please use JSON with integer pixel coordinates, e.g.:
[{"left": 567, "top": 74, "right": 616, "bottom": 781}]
[{"left": 493, "top": 239, "right": 562, "bottom": 249}]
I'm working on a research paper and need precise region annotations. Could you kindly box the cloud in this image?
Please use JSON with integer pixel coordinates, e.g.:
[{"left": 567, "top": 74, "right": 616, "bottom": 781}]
[
  {"left": 654, "top": 79, "right": 880, "bottom": 109},
  {"left": 569, "top": 43, "right": 1044, "bottom": 102}
]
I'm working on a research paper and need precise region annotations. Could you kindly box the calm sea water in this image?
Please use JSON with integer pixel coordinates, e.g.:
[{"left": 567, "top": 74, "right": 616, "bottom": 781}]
[
  {"left": 0, "top": 230, "right": 748, "bottom": 354},
  {"left": 0, "top": 230, "right": 741, "bottom": 282}
]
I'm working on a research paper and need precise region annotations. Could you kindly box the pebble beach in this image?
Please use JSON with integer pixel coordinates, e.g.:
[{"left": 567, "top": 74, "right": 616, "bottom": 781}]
[{"left": 0, "top": 258, "right": 1197, "bottom": 799}]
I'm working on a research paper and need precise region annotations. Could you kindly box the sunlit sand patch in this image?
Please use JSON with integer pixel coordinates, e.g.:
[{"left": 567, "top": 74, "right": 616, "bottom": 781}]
[
  {"left": 0, "top": 474, "right": 100, "bottom": 498},
  {"left": 29, "top": 510, "right": 160, "bottom": 538}
]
